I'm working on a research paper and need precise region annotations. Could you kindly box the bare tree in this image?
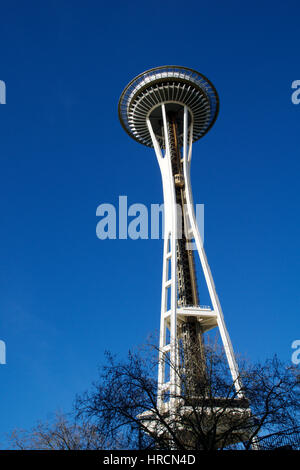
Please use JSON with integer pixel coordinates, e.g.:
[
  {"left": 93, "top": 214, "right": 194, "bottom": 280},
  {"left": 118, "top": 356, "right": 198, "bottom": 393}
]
[
  {"left": 7, "top": 411, "right": 111, "bottom": 450},
  {"left": 7, "top": 342, "right": 299, "bottom": 450},
  {"left": 75, "top": 341, "right": 300, "bottom": 450}
]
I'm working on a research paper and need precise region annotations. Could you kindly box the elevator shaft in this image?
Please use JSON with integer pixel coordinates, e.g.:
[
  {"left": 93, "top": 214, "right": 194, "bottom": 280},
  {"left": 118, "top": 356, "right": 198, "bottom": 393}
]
[{"left": 167, "top": 112, "right": 206, "bottom": 395}]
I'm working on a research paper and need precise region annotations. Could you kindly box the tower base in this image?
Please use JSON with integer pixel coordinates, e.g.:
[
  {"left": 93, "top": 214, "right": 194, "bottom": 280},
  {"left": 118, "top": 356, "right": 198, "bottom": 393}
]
[{"left": 138, "top": 398, "right": 253, "bottom": 449}]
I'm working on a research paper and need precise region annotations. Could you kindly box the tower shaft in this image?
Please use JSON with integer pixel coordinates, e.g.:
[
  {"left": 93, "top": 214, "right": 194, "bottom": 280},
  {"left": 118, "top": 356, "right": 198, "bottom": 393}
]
[
  {"left": 167, "top": 113, "right": 198, "bottom": 307},
  {"left": 119, "top": 67, "right": 256, "bottom": 448},
  {"left": 148, "top": 103, "right": 242, "bottom": 412},
  {"left": 118, "top": 66, "right": 242, "bottom": 416},
  {"left": 167, "top": 113, "right": 206, "bottom": 395}
]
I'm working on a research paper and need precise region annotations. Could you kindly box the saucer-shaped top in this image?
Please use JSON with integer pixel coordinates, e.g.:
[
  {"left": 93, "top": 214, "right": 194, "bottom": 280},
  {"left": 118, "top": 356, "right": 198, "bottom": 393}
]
[{"left": 118, "top": 66, "right": 219, "bottom": 148}]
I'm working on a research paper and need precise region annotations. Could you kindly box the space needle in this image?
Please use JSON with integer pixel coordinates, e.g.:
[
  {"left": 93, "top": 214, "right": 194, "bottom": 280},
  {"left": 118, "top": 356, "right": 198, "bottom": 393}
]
[{"left": 119, "top": 66, "right": 249, "bottom": 444}]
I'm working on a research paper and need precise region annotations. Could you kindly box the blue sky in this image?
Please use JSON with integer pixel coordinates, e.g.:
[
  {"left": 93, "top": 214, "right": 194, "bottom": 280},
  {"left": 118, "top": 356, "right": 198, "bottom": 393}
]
[{"left": 0, "top": 0, "right": 299, "bottom": 444}]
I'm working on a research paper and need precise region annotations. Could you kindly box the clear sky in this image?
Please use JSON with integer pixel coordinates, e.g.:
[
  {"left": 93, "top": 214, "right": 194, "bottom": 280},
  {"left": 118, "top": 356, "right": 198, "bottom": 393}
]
[{"left": 0, "top": 0, "right": 299, "bottom": 444}]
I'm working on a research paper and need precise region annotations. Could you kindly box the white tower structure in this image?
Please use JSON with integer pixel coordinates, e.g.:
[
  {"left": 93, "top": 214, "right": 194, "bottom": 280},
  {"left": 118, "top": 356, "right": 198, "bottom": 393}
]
[{"left": 118, "top": 67, "right": 245, "bottom": 430}]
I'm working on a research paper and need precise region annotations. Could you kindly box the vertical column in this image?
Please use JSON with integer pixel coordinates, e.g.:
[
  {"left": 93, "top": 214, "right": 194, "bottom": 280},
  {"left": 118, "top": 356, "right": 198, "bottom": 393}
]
[
  {"left": 147, "top": 105, "right": 179, "bottom": 412},
  {"left": 182, "top": 105, "right": 242, "bottom": 395}
]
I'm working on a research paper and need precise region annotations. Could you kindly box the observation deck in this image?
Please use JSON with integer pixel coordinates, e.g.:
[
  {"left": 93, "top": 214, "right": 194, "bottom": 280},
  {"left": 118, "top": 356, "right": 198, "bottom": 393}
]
[{"left": 118, "top": 66, "right": 219, "bottom": 148}]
